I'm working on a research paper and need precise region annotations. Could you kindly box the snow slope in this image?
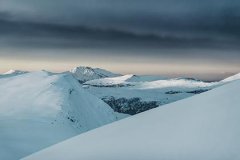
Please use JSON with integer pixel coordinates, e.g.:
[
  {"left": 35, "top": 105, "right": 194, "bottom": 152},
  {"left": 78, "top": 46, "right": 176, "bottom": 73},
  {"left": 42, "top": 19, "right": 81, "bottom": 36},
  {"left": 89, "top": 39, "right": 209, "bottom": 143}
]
[
  {"left": 221, "top": 73, "right": 240, "bottom": 83},
  {"left": 23, "top": 80, "right": 240, "bottom": 160},
  {"left": 70, "top": 66, "right": 120, "bottom": 83},
  {"left": 0, "top": 71, "right": 125, "bottom": 160}
]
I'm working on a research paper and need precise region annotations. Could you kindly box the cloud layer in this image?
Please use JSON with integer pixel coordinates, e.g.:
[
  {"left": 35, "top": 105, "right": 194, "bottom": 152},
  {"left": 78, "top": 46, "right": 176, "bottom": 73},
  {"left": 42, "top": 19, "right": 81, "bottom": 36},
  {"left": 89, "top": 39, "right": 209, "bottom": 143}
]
[
  {"left": 0, "top": 0, "right": 239, "bottom": 79},
  {"left": 1, "top": 0, "right": 240, "bottom": 41}
]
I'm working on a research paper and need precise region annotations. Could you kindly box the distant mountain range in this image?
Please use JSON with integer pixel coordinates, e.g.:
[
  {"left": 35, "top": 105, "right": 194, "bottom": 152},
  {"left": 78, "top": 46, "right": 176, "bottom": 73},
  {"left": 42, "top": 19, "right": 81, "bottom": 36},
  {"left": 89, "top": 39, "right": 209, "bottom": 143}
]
[
  {"left": 0, "top": 66, "right": 239, "bottom": 160},
  {"left": 23, "top": 76, "right": 240, "bottom": 160}
]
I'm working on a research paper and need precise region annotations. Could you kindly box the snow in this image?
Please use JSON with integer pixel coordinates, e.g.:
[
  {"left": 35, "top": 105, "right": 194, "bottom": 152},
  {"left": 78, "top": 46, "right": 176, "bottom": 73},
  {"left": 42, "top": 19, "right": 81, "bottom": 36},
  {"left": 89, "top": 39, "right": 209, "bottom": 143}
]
[
  {"left": 133, "top": 78, "right": 216, "bottom": 89},
  {"left": 85, "top": 74, "right": 134, "bottom": 86},
  {"left": 84, "top": 74, "right": 167, "bottom": 87},
  {"left": 0, "top": 71, "right": 126, "bottom": 160},
  {"left": 23, "top": 80, "right": 240, "bottom": 160},
  {"left": 125, "top": 75, "right": 167, "bottom": 82},
  {"left": 70, "top": 66, "right": 120, "bottom": 83},
  {"left": 221, "top": 73, "right": 240, "bottom": 83},
  {"left": 83, "top": 72, "right": 240, "bottom": 115},
  {"left": 1, "top": 67, "right": 239, "bottom": 159},
  {"left": 83, "top": 76, "right": 219, "bottom": 112},
  {"left": 0, "top": 70, "right": 28, "bottom": 79},
  {"left": 3, "top": 69, "right": 28, "bottom": 75}
]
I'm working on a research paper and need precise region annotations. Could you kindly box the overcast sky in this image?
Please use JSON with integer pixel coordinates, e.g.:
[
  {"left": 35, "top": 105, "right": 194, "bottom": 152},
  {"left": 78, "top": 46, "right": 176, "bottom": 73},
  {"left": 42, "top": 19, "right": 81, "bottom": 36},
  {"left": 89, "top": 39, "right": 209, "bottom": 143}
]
[{"left": 0, "top": 0, "right": 240, "bottom": 80}]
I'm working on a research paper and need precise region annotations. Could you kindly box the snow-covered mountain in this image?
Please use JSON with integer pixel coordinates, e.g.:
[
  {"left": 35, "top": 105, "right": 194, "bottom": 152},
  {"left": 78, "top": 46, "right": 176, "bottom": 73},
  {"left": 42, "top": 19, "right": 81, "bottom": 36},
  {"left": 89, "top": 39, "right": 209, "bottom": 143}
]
[
  {"left": 70, "top": 66, "right": 120, "bottom": 83},
  {"left": 221, "top": 73, "right": 240, "bottom": 83},
  {"left": 0, "top": 71, "right": 126, "bottom": 160},
  {"left": 0, "top": 69, "right": 28, "bottom": 79},
  {"left": 3, "top": 69, "right": 28, "bottom": 75},
  {"left": 82, "top": 71, "right": 240, "bottom": 115},
  {"left": 85, "top": 74, "right": 135, "bottom": 87},
  {"left": 23, "top": 80, "right": 240, "bottom": 160},
  {"left": 0, "top": 67, "right": 239, "bottom": 159},
  {"left": 84, "top": 74, "right": 166, "bottom": 87},
  {"left": 83, "top": 75, "right": 219, "bottom": 114}
]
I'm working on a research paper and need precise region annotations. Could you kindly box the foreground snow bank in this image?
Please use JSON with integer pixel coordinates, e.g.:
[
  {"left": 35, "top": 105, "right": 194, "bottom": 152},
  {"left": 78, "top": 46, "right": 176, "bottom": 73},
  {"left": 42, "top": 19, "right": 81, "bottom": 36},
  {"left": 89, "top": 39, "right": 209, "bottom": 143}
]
[
  {"left": 24, "top": 80, "right": 240, "bottom": 160},
  {"left": 0, "top": 71, "right": 123, "bottom": 160}
]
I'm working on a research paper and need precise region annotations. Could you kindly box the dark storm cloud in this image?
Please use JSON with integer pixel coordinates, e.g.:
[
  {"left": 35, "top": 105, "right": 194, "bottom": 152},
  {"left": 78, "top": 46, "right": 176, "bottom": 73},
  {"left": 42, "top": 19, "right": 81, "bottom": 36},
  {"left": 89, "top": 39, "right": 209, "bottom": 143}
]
[
  {"left": 0, "top": 0, "right": 240, "bottom": 52},
  {"left": 0, "top": 0, "right": 240, "bottom": 80}
]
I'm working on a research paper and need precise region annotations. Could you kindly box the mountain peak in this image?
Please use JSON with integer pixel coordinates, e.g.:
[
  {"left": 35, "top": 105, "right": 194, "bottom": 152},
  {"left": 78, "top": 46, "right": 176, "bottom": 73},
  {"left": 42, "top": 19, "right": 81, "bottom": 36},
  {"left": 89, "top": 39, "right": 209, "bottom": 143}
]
[
  {"left": 4, "top": 69, "right": 27, "bottom": 75},
  {"left": 70, "top": 66, "right": 120, "bottom": 83}
]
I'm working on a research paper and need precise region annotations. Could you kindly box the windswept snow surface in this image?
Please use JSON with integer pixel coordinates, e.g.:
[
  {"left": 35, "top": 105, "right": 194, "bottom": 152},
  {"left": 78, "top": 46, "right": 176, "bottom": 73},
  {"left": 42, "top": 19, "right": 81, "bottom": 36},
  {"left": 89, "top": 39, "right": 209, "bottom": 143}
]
[
  {"left": 23, "top": 80, "right": 240, "bottom": 160},
  {"left": 0, "top": 71, "right": 125, "bottom": 160},
  {"left": 70, "top": 66, "right": 120, "bottom": 83}
]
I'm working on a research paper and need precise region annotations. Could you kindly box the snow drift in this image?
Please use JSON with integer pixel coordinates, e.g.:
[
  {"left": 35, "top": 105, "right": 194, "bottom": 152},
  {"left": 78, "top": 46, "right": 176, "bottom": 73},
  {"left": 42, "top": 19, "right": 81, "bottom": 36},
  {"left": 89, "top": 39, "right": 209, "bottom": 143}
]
[{"left": 23, "top": 80, "right": 240, "bottom": 160}]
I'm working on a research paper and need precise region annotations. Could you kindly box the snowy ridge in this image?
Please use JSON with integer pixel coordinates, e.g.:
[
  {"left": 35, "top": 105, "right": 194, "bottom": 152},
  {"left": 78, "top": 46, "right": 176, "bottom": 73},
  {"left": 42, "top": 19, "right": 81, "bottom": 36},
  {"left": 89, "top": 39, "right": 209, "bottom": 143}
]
[
  {"left": 70, "top": 66, "right": 120, "bottom": 83},
  {"left": 3, "top": 69, "right": 28, "bottom": 75},
  {"left": 0, "top": 71, "right": 125, "bottom": 160},
  {"left": 23, "top": 80, "right": 240, "bottom": 160},
  {"left": 82, "top": 71, "right": 240, "bottom": 115},
  {"left": 84, "top": 74, "right": 167, "bottom": 87},
  {"left": 85, "top": 74, "right": 134, "bottom": 87},
  {"left": 84, "top": 74, "right": 216, "bottom": 89},
  {"left": 1, "top": 67, "right": 240, "bottom": 160},
  {"left": 0, "top": 69, "right": 28, "bottom": 79},
  {"left": 135, "top": 78, "right": 216, "bottom": 89},
  {"left": 124, "top": 75, "right": 166, "bottom": 82},
  {"left": 83, "top": 75, "right": 219, "bottom": 114},
  {"left": 221, "top": 73, "right": 240, "bottom": 83}
]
